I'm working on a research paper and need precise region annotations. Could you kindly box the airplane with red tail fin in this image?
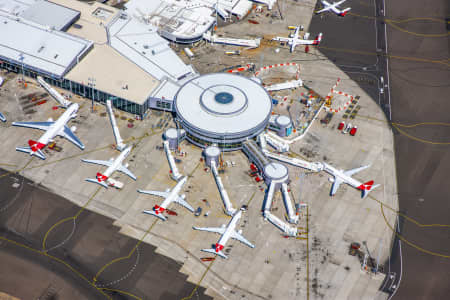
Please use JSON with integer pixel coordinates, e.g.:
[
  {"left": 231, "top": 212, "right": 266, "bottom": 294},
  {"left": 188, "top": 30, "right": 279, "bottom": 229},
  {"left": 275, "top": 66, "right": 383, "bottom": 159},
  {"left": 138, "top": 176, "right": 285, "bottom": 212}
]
[
  {"left": 323, "top": 162, "right": 380, "bottom": 198},
  {"left": 82, "top": 145, "right": 136, "bottom": 188},
  {"left": 316, "top": 0, "right": 351, "bottom": 17},
  {"left": 138, "top": 176, "right": 194, "bottom": 221},
  {"left": 193, "top": 208, "right": 254, "bottom": 259},
  {"left": 12, "top": 103, "right": 84, "bottom": 160},
  {"left": 272, "top": 26, "right": 323, "bottom": 52}
]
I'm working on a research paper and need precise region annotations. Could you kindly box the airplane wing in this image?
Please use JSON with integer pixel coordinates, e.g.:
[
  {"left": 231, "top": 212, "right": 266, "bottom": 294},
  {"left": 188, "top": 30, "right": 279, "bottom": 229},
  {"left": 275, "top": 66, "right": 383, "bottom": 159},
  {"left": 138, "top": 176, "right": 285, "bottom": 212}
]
[
  {"left": 231, "top": 231, "right": 255, "bottom": 248},
  {"left": 336, "top": 0, "right": 347, "bottom": 5},
  {"left": 290, "top": 42, "right": 297, "bottom": 52},
  {"left": 137, "top": 190, "right": 169, "bottom": 198},
  {"left": 193, "top": 226, "right": 226, "bottom": 235},
  {"left": 117, "top": 165, "right": 137, "bottom": 180},
  {"left": 174, "top": 196, "right": 194, "bottom": 212},
  {"left": 60, "top": 125, "right": 84, "bottom": 149},
  {"left": 12, "top": 121, "right": 54, "bottom": 131},
  {"left": 316, "top": 7, "right": 331, "bottom": 13},
  {"left": 344, "top": 165, "right": 370, "bottom": 177},
  {"left": 273, "top": 36, "right": 290, "bottom": 43},
  {"left": 331, "top": 6, "right": 342, "bottom": 14},
  {"left": 316, "top": 0, "right": 332, "bottom": 13},
  {"left": 81, "top": 159, "right": 113, "bottom": 168},
  {"left": 330, "top": 177, "right": 344, "bottom": 195}
]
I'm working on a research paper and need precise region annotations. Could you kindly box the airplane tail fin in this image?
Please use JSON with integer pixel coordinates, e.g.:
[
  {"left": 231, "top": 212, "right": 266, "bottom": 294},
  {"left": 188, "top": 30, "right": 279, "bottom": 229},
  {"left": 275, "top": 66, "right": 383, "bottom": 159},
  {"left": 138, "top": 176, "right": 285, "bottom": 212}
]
[
  {"left": 313, "top": 33, "right": 323, "bottom": 45},
  {"left": 340, "top": 8, "right": 351, "bottom": 16},
  {"left": 85, "top": 178, "right": 109, "bottom": 188},
  {"left": 16, "top": 145, "right": 46, "bottom": 160},
  {"left": 360, "top": 180, "right": 380, "bottom": 198},
  {"left": 201, "top": 248, "right": 228, "bottom": 259},
  {"left": 142, "top": 210, "right": 167, "bottom": 221}
]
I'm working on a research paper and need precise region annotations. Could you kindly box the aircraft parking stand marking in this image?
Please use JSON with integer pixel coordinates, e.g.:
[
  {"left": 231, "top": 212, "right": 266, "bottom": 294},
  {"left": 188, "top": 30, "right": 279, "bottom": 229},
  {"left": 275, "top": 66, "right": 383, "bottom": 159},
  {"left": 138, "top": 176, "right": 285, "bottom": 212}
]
[{"left": 41, "top": 186, "right": 102, "bottom": 251}]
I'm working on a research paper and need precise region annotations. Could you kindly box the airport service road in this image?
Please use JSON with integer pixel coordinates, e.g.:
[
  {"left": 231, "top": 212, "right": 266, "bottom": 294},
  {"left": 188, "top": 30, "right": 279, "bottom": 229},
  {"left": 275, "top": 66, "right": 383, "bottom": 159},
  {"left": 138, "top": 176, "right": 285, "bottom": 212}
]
[
  {"left": 0, "top": 169, "right": 212, "bottom": 300},
  {"left": 312, "top": 0, "right": 450, "bottom": 298}
]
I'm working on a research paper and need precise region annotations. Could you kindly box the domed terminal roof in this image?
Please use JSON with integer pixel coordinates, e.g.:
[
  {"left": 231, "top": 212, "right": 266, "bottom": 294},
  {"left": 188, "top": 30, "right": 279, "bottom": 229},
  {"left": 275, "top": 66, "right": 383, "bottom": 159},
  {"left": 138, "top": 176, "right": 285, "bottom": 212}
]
[{"left": 174, "top": 73, "right": 272, "bottom": 138}]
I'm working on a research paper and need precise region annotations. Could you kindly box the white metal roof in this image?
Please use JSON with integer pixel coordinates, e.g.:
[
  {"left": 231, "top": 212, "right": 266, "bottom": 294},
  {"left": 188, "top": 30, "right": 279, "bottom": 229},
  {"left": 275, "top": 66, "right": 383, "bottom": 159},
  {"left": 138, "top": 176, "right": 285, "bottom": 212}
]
[
  {"left": 0, "top": 0, "right": 35, "bottom": 15},
  {"left": 264, "top": 162, "right": 288, "bottom": 180},
  {"left": 125, "top": 0, "right": 253, "bottom": 42},
  {"left": 20, "top": 0, "right": 80, "bottom": 31},
  {"left": 165, "top": 128, "right": 179, "bottom": 139},
  {"left": 125, "top": 0, "right": 215, "bottom": 42},
  {"left": 0, "top": 12, "right": 92, "bottom": 78},
  {"left": 276, "top": 115, "right": 291, "bottom": 127},
  {"left": 205, "top": 146, "right": 221, "bottom": 157},
  {"left": 175, "top": 73, "right": 272, "bottom": 136},
  {"left": 109, "top": 16, "right": 194, "bottom": 81}
]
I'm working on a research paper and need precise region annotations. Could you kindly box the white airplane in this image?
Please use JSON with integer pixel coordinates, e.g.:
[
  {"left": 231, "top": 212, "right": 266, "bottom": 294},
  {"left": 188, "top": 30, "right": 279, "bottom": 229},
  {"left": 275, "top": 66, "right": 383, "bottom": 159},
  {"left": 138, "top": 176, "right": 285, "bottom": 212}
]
[
  {"left": 0, "top": 112, "right": 6, "bottom": 122},
  {"left": 193, "top": 208, "right": 254, "bottom": 259},
  {"left": 82, "top": 145, "right": 136, "bottom": 188},
  {"left": 138, "top": 176, "right": 194, "bottom": 221},
  {"left": 316, "top": 0, "right": 351, "bottom": 17},
  {"left": 12, "top": 103, "right": 84, "bottom": 160},
  {"left": 272, "top": 26, "right": 323, "bottom": 52},
  {"left": 323, "top": 163, "right": 380, "bottom": 198}
]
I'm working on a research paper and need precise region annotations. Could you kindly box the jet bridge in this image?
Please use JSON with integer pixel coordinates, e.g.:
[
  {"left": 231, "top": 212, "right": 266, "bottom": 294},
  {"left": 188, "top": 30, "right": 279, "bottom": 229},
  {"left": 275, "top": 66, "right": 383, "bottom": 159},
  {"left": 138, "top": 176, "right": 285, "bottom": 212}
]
[
  {"left": 264, "top": 133, "right": 290, "bottom": 153},
  {"left": 106, "top": 100, "right": 126, "bottom": 151},
  {"left": 203, "top": 31, "right": 261, "bottom": 48},
  {"left": 210, "top": 160, "right": 236, "bottom": 216},
  {"left": 282, "top": 183, "right": 299, "bottom": 224},
  {"left": 264, "top": 211, "right": 298, "bottom": 237},
  {"left": 264, "top": 79, "right": 303, "bottom": 92},
  {"left": 163, "top": 140, "right": 182, "bottom": 181},
  {"left": 263, "top": 150, "right": 324, "bottom": 172},
  {"left": 37, "top": 76, "right": 71, "bottom": 108}
]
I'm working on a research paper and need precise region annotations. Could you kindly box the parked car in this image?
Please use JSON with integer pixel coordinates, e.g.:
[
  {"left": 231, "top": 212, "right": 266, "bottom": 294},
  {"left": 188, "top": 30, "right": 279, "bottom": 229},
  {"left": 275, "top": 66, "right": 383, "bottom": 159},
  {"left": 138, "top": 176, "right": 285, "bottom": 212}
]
[
  {"left": 338, "top": 121, "right": 345, "bottom": 131},
  {"left": 350, "top": 126, "right": 358, "bottom": 136}
]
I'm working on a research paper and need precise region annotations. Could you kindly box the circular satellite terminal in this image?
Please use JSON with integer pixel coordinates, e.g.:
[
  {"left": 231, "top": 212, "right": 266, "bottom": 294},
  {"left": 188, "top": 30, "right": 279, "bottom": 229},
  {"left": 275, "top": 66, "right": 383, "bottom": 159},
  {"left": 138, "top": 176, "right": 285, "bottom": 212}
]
[
  {"left": 263, "top": 162, "right": 288, "bottom": 181},
  {"left": 175, "top": 73, "right": 272, "bottom": 150},
  {"left": 165, "top": 128, "right": 178, "bottom": 139},
  {"left": 205, "top": 146, "right": 221, "bottom": 157},
  {"left": 276, "top": 115, "right": 291, "bottom": 128}
]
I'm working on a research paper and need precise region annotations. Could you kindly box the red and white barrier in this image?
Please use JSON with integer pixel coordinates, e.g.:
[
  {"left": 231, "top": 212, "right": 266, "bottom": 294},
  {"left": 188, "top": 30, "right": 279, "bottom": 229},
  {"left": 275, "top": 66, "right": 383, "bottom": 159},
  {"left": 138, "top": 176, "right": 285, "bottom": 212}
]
[
  {"left": 255, "top": 62, "right": 300, "bottom": 79},
  {"left": 323, "top": 78, "right": 355, "bottom": 113},
  {"left": 227, "top": 64, "right": 253, "bottom": 73}
]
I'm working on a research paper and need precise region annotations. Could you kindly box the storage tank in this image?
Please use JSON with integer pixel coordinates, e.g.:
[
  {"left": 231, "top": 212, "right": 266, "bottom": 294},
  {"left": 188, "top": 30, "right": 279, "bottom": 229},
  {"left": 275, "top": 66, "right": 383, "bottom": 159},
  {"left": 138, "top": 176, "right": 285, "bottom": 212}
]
[
  {"left": 204, "top": 146, "right": 221, "bottom": 167},
  {"left": 275, "top": 115, "right": 293, "bottom": 137},
  {"left": 263, "top": 162, "right": 289, "bottom": 189}
]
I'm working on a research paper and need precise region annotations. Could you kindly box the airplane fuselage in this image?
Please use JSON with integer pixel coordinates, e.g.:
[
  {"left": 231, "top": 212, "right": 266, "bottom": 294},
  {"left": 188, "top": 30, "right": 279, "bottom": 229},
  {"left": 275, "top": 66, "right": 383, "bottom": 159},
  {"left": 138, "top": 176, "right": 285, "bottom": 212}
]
[
  {"left": 100, "top": 145, "right": 132, "bottom": 179},
  {"left": 156, "top": 176, "right": 187, "bottom": 212},
  {"left": 215, "top": 210, "right": 243, "bottom": 252},
  {"left": 323, "top": 162, "right": 362, "bottom": 189},
  {"left": 37, "top": 103, "right": 79, "bottom": 148}
]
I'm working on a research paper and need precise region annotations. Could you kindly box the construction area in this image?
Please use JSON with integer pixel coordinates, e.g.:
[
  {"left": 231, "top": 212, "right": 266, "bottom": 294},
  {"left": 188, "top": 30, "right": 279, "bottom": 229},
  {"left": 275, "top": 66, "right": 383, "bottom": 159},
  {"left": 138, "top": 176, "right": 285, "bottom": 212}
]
[{"left": 0, "top": 1, "right": 399, "bottom": 300}]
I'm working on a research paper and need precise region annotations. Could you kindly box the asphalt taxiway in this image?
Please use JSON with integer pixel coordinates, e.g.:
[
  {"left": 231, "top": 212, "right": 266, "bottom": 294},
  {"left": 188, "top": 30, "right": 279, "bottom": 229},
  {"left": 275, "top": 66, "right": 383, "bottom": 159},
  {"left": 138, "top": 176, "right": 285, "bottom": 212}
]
[
  {"left": 0, "top": 169, "right": 211, "bottom": 300},
  {"left": 310, "top": 0, "right": 450, "bottom": 298}
]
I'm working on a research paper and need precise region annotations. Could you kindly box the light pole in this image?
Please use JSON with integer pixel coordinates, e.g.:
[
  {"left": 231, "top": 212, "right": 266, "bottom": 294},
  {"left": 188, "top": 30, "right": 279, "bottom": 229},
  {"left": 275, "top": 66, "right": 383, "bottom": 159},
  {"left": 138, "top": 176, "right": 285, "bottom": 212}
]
[
  {"left": 18, "top": 53, "right": 25, "bottom": 83},
  {"left": 88, "top": 77, "right": 96, "bottom": 112}
]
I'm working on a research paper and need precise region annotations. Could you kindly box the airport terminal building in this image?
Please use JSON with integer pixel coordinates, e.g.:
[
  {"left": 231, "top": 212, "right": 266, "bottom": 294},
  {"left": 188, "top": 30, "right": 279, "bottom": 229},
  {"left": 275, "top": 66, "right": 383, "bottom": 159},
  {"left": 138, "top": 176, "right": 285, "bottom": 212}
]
[
  {"left": 0, "top": 0, "right": 197, "bottom": 117},
  {"left": 174, "top": 73, "right": 272, "bottom": 150},
  {"left": 0, "top": 0, "right": 276, "bottom": 151}
]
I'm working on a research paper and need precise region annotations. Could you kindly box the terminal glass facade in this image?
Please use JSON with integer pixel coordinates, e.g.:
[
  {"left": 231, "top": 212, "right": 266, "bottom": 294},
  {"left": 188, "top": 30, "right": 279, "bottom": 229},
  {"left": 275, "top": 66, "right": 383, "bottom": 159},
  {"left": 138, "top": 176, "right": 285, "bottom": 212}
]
[{"left": 0, "top": 59, "right": 146, "bottom": 117}]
